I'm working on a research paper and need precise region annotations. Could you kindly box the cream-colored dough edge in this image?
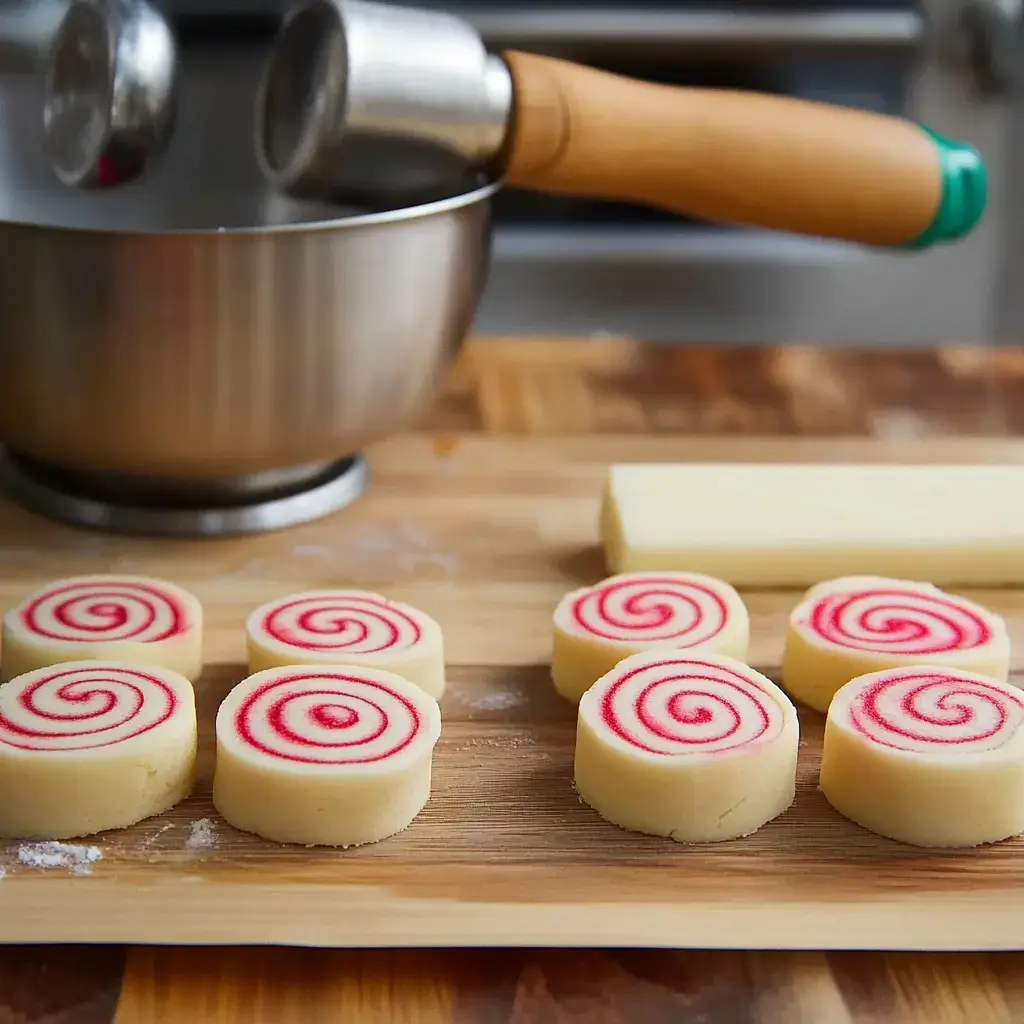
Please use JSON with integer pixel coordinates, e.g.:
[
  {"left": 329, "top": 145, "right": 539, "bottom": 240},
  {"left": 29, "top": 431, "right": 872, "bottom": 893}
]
[
  {"left": 0, "top": 719, "right": 197, "bottom": 839},
  {"left": 213, "top": 745, "right": 434, "bottom": 847},
  {"left": 574, "top": 713, "right": 798, "bottom": 843},
  {"left": 551, "top": 623, "right": 750, "bottom": 704},
  {"left": 0, "top": 629, "right": 204, "bottom": 683},
  {"left": 213, "top": 665, "right": 442, "bottom": 846},
  {"left": 781, "top": 626, "right": 1011, "bottom": 713},
  {"left": 573, "top": 658, "right": 799, "bottom": 842},
  {"left": 820, "top": 674, "right": 1024, "bottom": 847},
  {"left": 245, "top": 637, "right": 446, "bottom": 699}
]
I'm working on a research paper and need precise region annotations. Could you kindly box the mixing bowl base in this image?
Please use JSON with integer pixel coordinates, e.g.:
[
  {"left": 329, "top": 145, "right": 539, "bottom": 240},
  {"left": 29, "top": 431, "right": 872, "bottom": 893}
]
[{"left": 0, "top": 451, "right": 368, "bottom": 537}]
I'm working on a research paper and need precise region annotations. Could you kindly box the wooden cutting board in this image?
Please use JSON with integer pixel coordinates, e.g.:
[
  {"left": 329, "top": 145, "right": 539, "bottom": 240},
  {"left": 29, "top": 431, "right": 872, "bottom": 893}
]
[{"left": 2, "top": 431, "right": 1024, "bottom": 951}]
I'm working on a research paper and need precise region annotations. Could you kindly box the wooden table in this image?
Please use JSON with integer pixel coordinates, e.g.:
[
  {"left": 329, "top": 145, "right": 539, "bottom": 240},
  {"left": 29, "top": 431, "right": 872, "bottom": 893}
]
[{"left": 5, "top": 338, "right": 1024, "bottom": 1024}]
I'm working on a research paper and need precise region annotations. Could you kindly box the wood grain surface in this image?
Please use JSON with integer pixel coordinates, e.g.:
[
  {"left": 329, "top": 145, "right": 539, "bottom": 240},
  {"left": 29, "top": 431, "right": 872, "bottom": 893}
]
[{"left": 4, "top": 340, "right": 1024, "bottom": 1022}]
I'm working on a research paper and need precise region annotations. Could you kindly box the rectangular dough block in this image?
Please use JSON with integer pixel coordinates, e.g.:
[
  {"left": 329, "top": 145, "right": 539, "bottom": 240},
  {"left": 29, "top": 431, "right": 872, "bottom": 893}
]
[{"left": 601, "top": 463, "right": 1024, "bottom": 586}]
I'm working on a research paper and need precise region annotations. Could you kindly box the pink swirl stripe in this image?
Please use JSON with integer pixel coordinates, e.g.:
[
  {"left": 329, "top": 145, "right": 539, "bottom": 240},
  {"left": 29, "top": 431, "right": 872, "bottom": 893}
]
[
  {"left": 18, "top": 579, "right": 188, "bottom": 644},
  {"left": 596, "top": 657, "right": 783, "bottom": 756},
  {"left": 571, "top": 575, "right": 729, "bottom": 644},
  {"left": 259, "top": 594, "right": 423, "bottom": 654},
  {"left": 805, "top": 587, "right": 992, "bottom": 655},
  {"left": 847, "top": 669, "right": 1024, "bottom": 753},
  {"left": 0, "top": 665, "right": 178, "bottom": 752},
  {"left": 234, "top": 671, "right": 423, "bottom": 765}
]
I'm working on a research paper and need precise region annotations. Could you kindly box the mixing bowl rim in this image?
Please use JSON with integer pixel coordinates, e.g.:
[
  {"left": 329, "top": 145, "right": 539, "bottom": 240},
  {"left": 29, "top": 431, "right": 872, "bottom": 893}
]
[{"left": 0, "top": 179, "right": 501, "bottom": 238}]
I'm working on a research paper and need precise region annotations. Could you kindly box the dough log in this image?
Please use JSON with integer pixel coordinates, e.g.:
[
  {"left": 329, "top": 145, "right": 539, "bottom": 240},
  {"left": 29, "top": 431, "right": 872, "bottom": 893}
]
[
  {"left": 601, "top": 462, "right": 1024, "bottom": 585},
  {"left": 0, "top": 661, "right": 197, "bottom": 839},
  {"left": 820, "top": 666, "right": 1024, "bottom": 847},
  {"left": 246, "top": 590, "right": 445, "bottom": 699},
  {"left": 1, "top": 574, "right": 203, "bottom": 681},
  {"left": 783, "top": 576, "right": 1009, "bottom": 713},
  {"left": 214, "top": 665, "right": 442, "bottom": 846},
  {"left": 575, "top": 652, "right": 799, "bottom": 842},
  {"left": 552, "top": 571, "right": 749, "bottom": 702}
]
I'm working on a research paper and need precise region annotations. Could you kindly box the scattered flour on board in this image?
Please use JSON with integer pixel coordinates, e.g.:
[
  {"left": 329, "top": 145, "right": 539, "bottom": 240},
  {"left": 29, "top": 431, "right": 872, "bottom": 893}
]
[
  {"left": 292, "top": 523, "right": 460, "bottom": 577},
  {"left": 292, "top": 544, "right": 331, "bottom": 558},
  {"left": 468, "top": 690, "right": 526, "bottom": 712},
  {"left": 186, "top": 818, "right": 217, "bottom": 850},
  {"left": 138, "top": 823, "right": 175, "bottom": 850},
  {"left": 217, "top": 523, "right": 461, "bottom": 584},
  {"left": 17, "top": 842, "right": 102, "bottom": 876}
]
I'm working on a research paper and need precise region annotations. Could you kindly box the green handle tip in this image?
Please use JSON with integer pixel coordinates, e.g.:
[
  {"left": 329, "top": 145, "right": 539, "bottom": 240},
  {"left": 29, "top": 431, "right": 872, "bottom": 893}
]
[{"left": 907, "top": 127, "right": 987, "bottom": 249}]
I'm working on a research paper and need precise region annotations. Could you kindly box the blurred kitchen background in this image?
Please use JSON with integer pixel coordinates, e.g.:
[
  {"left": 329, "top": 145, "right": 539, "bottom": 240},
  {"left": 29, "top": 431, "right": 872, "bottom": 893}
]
[{"left": 0, "top": 0, "right": 1019, "bottom": 344}]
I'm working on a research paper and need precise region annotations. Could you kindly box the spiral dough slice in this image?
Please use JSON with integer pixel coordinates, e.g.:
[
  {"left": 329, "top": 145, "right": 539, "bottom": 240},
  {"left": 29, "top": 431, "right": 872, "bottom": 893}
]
[
  {"left": 245, "top": 590, "right": 445, "bottom": 699},
  {"left": 213, "top": 665, "right": 442, "bottom": 846},
  {"left": 551, "top": 572, "right": 749, "bottom": 703},
  {"left": 820, "top": 666, "right": 1024, "bottom": 847},
  {"left": 2, "top": 574, "right": 203, "bottom": 682},
  {"left": 0, "top": 661, "right": 197, "bottom": 839},
  {"left": 574, "top": 652, "right": 799, "bottom": 843},
  {"left": 782, "top": 575, "right": 1009, "bottom": 713}
]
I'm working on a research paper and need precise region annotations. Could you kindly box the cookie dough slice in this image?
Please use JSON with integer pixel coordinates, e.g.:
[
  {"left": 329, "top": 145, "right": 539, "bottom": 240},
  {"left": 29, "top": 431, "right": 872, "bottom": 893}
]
[
  {"left": 246, "top": 590, "right": 445, "bottom": 699},
  {"left": 2, "top": 574, "right": 203, "bottom": 681},
  {"left": 214, "top": 665, "right": 442, "bottom": 846},
  {"left": 783, "top": 575, "right": 1009, "bottom": 712},
  {"left": 0, "top": 661, "right": 197, "bottom": 839},
  {"left": 552, "top": 571, "right": 749, "bottom": 703},
  {"left": 820, "top": 666, "right": 1024, "bottom": 847},
  {"left": 575, "top": 651, "right": 799, "bottom": 842}
]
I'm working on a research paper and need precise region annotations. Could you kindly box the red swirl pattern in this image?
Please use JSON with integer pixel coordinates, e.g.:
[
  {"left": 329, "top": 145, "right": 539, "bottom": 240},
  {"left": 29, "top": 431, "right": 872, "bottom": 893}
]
[
  {"left": 846, "top": 668, "right": 1024, "bottom": 753},
  {"left": 801, "top": 584, "right": 993, "bottom": 655},
  {"left": 232, "top": 670, "right": 425, "bottom": 765},
  {"left": 255, "top": 592, "right": 423, "bottom": 654},
  {"left": 593, "top": 656, "right": 784, "bottom": 756},
  {"left": 0, "top": 665, "right": 179, "bottom": 752},
  {"left": 17, "top": 577, "right": 188, "bottom": 644},
  {"left": 569, "top": 573, "right": 730, "bottom": 645}
]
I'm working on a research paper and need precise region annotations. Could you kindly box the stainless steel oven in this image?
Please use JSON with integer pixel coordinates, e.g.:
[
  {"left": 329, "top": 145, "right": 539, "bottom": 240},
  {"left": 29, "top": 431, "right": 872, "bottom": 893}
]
[
  {"left": 459, "top": 1, "right": 1018, "bottom": 344},
  {"left": 2, "top": 0, "right": 1018, "bottom": 344}
]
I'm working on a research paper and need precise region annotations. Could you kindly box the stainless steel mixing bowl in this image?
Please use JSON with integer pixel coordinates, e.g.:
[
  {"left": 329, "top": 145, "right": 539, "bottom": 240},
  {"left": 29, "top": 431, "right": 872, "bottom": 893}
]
[
  {"left": 0, "top": 17, "right": 987, "bottom": 490},
  {"left": 0, "top": 46, "right": 493, "bottom": 479}
]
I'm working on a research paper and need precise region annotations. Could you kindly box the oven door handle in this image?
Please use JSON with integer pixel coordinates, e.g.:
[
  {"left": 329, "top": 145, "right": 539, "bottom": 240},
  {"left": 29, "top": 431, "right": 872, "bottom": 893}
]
[
  {"left": 491, "top": 225, "right": 860, "bottom": 265},
  {"left": 464, "top": 9, "right": 924, "bottom": 50}
]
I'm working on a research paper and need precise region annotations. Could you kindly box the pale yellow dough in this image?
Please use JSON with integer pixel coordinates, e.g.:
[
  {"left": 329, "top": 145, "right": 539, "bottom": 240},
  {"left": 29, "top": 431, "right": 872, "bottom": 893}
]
[
  {"left": 0, "top": 661, "right": 197, "bottom": 839},
  {"left": 245, "top": 589, "right": 445, "bottom": 699},
  {"left": 552, "top": 571, "right": 749, "bottom": 703},
  {"left": 601, "top": 463, "right": 1024, "bottom": 585},
  {"left": 214, "top": 665, "right": 442, "bottom": 847},
  {"left": 820, "top": 666, "right": 1024, "bottom": 847},
  {"left": 1, "top": 574, "right": 203, "bottom": 682},
  {"left": 575, "top": 652, "right": 799, "bottom": 843},
  {"left": 782, "top": 576, "right": 1009, "bottom": 713}
]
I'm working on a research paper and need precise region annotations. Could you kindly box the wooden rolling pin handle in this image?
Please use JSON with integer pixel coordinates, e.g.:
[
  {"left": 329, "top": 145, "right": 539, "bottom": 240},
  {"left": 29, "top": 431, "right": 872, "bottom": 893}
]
[{"left": 500, "top": 51, "right": 986, "bottom": 249}]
